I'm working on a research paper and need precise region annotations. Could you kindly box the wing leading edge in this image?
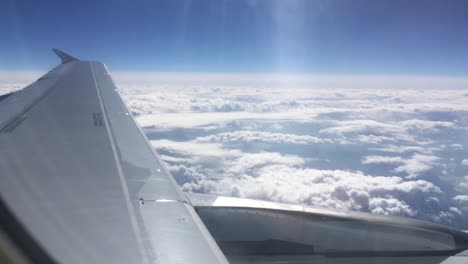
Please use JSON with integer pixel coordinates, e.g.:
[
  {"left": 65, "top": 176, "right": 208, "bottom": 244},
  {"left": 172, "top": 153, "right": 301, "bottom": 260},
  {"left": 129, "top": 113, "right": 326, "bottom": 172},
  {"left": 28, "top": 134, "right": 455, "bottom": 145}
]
[{"left": 0, "top": 50, "right": 227, "bottom": 263}]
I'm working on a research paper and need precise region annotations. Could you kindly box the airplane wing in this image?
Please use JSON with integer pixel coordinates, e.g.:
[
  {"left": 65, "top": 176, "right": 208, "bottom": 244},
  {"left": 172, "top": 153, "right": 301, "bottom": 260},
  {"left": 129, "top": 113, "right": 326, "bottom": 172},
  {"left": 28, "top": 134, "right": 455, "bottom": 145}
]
[{"left": 0, "top": 50, "right": 227, "bottom": 263}]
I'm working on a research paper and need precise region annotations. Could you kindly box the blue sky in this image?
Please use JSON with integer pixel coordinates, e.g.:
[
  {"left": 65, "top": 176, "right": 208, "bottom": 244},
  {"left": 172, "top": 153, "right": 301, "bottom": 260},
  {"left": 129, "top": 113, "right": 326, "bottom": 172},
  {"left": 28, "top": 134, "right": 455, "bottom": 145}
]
[{"left": 2, "top": 0, "right": 468, "bottom": 75}]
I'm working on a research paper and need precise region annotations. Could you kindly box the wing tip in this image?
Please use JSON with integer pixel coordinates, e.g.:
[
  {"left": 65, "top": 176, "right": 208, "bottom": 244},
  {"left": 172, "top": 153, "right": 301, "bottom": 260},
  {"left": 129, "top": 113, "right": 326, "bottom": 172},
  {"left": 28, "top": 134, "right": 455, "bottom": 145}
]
[{"left": 52, "top": 48, "right": 79, "bottom": 64}]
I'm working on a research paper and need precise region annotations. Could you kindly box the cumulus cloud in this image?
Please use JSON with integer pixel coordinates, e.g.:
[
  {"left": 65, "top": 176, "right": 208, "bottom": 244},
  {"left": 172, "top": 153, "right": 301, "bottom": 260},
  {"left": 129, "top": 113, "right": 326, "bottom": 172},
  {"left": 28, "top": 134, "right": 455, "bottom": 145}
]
[
  {"left": 369, "top": 198, "right": 416, "bottom": 217},
  {"left": 183, "top": 165, "right": 448, "bottom": 219},
  {"left": 394, "top": 154, "right": 440, "bottom": 178},
  {"left": 362, "top": 154, "right": 441, "bottom": 178},
  {"left": 151, "top": 139, "right": 306, "bottom": 181},
  {"left": 152, "top": 134, "right": 464, "bottom": 227},
  {"left": 462, "top": 159, "right": 468, "bottom": 166},
  {"left": 454, "top": 195, "right": 468, "bottom": 204}
]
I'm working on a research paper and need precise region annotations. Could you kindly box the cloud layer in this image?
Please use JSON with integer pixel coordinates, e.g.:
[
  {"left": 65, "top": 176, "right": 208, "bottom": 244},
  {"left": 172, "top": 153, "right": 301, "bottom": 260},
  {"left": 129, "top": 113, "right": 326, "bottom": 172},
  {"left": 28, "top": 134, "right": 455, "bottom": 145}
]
[
  {"left": 111, "top": 76, "right": 468, "bottom": 229},
  {"left": 2, "top": 72, "right": 468, "bottom": 229}
]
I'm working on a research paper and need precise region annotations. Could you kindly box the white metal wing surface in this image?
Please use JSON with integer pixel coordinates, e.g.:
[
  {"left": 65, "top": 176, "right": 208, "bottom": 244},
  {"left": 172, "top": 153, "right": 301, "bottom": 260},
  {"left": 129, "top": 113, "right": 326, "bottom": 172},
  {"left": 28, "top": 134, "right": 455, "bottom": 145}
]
[{"left": 0, "top": 50, "right": 227, "bottom": 264}]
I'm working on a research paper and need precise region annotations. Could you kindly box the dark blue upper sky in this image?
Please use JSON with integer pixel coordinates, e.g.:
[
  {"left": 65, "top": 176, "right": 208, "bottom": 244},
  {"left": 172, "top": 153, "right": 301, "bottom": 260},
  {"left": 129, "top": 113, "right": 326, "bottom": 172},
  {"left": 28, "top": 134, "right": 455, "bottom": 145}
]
[{"left": 2, "top": 0, "right": 468, "bottom": 75}]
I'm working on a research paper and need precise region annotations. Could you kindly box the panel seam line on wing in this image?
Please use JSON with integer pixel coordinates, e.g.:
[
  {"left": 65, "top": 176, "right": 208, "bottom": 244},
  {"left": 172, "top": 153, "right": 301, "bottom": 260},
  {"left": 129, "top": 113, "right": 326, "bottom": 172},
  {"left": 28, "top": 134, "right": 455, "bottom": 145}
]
[{"left": 89, "top": 62, "right": 150, "bottom": 264}]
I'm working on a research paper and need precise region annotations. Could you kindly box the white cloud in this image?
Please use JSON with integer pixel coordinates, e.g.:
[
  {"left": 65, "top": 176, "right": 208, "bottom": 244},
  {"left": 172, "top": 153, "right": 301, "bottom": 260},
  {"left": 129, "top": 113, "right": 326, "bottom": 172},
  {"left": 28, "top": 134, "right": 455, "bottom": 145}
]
[
  {"left": 0, "top": 85, "right": 24, "bottom": 96},
  {"left": 151, "top": 139, "right": 237, "bottom": 157},
  {"left": 362, "top": 155, "right": 405, "bottom": 165},
  {"left": 361, "top": 154, "right": 441, "bottom": 178},
  {"left": 451, "top": 144, "right": 464, "bottom": 150},
  {"left": 195, "top": 131, "right": 333, "bottom": 145},
  {"left": 400, "top": 119, "right": 456, "bottom": 132},
  {"left": 453, "top": 195, "right": 468, "bottom": 215},
  {"left": 152, "top": 139, "right": 306, "bottom": 181},
  {"left": 370, "top": 145, "right": 432, "bottom": 154},
  {"left": 321, "top": 119, "right": 458, "bottom": 144},
  {"left": 357, "top": 135, "right": 399, "bottom": 144},
  {"left": 0, "top": 71, "right": 44, "bottom": 85},
  {"left": 459, "top": 182, "right": 468, "bottom": 191},
  {"left": 462, "top": 159, "right": 468, "bottom": 166},
  {"left": 394, "top": 154, "right": 440, "bottom": 178},
  {"left": 137, "top": 111, "right": 316, "bottom": 129},
  {"left": 227, "top": 153, "right": 305, "bottom": 175},
  {"left": 320, "top": 120, "right": 403, "bottom": 135},
  {"left": 183, "top": 165, "right": 445, "bottom": 219},
  {"left": 319, "top": 119, "right": 424, "bottom": 144},
  {"left": 369, "top": 198, "right": 416, "bottom": 216},
  {"left": 454, "top": 195, "right": 468, "bottom": 203}
]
